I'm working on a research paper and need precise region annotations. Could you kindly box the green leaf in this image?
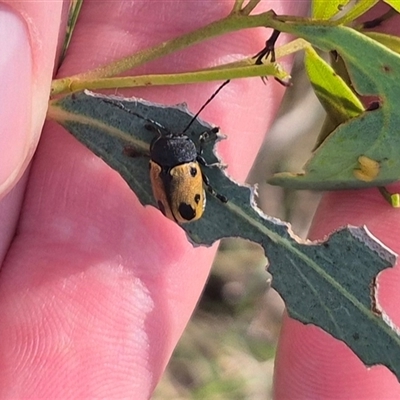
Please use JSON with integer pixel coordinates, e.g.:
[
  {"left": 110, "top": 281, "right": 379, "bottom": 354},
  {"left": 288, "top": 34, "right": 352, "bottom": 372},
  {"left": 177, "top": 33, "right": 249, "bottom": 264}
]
[
  {"left": 335, "top": 0, "right": 378, "bottom": 24},
  {"left": 60, "top": 61, "right": 290, "bottom": 94},
  {"left": 60, "top": 0, "right": 83, "bottom": 63},
  {"left": 365, "top": 31, "right": 400, "bottom": 54},
  {"left": 304, "top": 46, "right": 364, "bottom": 137},
  {"left": 312, "top": 0, "right": 350, "bottom": 20},
  {"left": 269, "top": 24, "right": 400, "bottom": 190},
  {"left": 270, "top": 226, "right": 400, "bottom": 378},
  {"left": 384, "top": 0, "right": 400, "bottom": 13},
  {"left": 48, "top": 91, "right": 399, "bottom": 379}
]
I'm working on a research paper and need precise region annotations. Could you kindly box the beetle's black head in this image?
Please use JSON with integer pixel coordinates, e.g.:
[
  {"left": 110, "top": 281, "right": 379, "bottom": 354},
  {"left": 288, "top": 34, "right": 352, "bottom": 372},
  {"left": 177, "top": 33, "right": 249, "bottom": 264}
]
[{"left": 150, "top": 135, "right": 198, "bottom": 168}]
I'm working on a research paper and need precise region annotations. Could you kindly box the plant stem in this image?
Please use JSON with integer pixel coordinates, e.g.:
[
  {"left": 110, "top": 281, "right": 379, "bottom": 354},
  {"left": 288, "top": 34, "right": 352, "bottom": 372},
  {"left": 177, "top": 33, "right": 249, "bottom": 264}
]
[
  {"left": 241, "top": 0, "right": 263, "bottom": 16},
  {"left": 232, "top": 0, "right": 246, "bottom": 13},
  {"left": 52, "top": 10, "right": 279, "bottom": 95},
  {"left": 51, "top": 9, "right": 329, "bottom": 96}
]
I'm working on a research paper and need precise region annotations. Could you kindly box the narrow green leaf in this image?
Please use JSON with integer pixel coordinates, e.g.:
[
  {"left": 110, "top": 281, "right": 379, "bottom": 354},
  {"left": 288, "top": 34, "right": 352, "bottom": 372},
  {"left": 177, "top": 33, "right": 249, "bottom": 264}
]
[
  {"left": 384, "top": 0, "right": 400, "bottom": 12},
  {"left": 64, "top": 61, "right": 290, "bottom": 93},
  {"left": 312, "top": 0, "right": 350, "bottom": 20},
  {"left": 48, "top": 91, "right": 398, "bottom": 380},
  {"left": 60, "top": 0, "right": 83, "bottom": 63},
  {"left": 335, "top": 0, "right": 378, "bottom": 24},
  {"left": 304, "top": 46, "right": 364, "bottom": 130},
  {"left": 365, "top": 31, "right": 400, "bottom": 54}
]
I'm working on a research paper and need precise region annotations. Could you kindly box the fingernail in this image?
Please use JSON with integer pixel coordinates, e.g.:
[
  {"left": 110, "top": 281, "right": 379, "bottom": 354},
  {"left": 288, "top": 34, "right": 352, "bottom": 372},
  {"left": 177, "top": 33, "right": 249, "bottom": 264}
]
[{"left": 0, "top": 4, "right": 32, "bottom": 194}]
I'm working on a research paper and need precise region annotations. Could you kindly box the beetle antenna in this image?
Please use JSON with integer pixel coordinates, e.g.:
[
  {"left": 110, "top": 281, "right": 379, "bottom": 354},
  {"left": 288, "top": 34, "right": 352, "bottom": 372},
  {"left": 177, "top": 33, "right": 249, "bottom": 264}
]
[
  {"left": 182, "top": 79, "right": 230, "bottom": 134},
  {"left": 101, "top": 98, "right": 166, "bottom": 132}
]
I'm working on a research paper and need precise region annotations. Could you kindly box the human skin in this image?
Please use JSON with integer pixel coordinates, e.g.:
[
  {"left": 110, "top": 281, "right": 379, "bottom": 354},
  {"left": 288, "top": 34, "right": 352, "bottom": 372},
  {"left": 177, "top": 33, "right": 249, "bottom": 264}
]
[
  {"left": 0, "top": 0, "right": 306, "bottom": 398},
  {"left": 1, "top": 0, "right": 399, "bottom": 399}
]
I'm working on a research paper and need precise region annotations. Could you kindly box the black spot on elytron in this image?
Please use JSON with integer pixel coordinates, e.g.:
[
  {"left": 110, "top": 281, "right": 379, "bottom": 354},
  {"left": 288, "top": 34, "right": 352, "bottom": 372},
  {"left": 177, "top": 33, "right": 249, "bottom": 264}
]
[
  {"left": 157, "top": 200, "right": 166, "bottom": 216},
  {"left": 190, "top": 166, "right": 197, "bottom": 177},
  {"left": 179, "top": 202, "right": 196, "bottom": 221},
  {"left": 194, "top": 194, "right": 201, "bottom": 204}
]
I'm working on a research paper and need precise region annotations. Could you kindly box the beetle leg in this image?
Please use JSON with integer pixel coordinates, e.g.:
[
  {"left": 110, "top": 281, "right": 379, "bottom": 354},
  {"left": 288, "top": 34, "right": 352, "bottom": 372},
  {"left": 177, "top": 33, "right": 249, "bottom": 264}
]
[
  {"left": 198, "top": 127, "right": 220, "bottom": 154},
  {"left": 253, "top": 29, "right": 280, "bottom": 65}
]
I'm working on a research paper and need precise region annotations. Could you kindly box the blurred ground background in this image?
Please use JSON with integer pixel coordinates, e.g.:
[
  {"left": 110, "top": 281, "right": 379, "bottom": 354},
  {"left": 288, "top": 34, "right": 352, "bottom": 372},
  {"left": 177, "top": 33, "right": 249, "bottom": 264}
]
[{"left": 154, "top": 56, "right": 326, "bottom": 399}]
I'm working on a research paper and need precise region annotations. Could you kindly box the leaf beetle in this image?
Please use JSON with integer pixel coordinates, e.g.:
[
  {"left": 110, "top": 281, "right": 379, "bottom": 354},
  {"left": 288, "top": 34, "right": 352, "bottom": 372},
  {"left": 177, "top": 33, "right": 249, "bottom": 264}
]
[
  {"left": 149, "top": 126, "right": 227, "bottom": 223},
  {"left": 105, "top": 81, "right": 229, "bottom": 223}
]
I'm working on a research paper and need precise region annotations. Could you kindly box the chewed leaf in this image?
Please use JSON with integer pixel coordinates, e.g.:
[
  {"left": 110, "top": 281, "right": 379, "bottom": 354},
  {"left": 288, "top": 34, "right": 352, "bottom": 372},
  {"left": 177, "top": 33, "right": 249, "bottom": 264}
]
[
  {"left": 271, "top": 226, "right": 400, "bottom": 377},
  {"left": 269, "top": 24, "right": 400, "bottom": 190},
  {"left": 48, "top": 90, "right": 400, "bottom": 379}
]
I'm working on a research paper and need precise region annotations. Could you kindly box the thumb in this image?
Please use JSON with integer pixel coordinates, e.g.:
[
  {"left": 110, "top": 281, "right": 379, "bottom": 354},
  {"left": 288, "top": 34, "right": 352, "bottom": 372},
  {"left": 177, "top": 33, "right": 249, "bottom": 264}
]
[{"left": 0, "top": 3, "right": 62, "bottom": 196}]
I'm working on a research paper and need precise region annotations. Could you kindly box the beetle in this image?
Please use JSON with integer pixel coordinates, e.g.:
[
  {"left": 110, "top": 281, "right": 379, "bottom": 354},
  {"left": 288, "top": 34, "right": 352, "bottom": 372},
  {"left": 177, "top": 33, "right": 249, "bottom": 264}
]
[
  {"left": 149, "top": 126, "right": 227, "bottom": 223},
  {"left": 103, "top": 81, "right": 229, "bottom": 223}
]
